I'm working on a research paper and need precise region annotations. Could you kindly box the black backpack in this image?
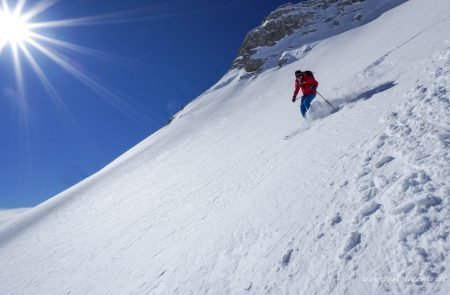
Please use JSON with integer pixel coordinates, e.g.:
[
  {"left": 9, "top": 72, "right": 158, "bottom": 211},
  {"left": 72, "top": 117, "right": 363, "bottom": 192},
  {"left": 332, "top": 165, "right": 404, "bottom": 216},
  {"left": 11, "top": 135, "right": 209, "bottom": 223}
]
[{"left": 303, "top": 70, "right": 314, "bottom": 78}]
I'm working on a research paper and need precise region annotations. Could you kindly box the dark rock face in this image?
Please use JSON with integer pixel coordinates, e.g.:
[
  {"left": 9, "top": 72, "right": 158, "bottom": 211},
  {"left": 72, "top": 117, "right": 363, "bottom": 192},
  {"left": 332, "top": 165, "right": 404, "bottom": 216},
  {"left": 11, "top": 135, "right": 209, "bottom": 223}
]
[{"left": 231, "top": 2, "right": 309, "bottom": 72}]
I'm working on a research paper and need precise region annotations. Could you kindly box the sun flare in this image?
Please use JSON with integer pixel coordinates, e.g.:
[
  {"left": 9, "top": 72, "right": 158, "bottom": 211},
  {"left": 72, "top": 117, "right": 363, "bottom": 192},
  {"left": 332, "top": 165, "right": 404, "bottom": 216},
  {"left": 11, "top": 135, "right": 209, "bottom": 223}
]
[
  {"left": 0, "top": 10, "right": 31, "bottom": 45},
  {"left": 1, "top": 0, "right": 155, "bottom": 125},
  {"left": 0, "top": 0, "right": 129, "bottom": 106}
]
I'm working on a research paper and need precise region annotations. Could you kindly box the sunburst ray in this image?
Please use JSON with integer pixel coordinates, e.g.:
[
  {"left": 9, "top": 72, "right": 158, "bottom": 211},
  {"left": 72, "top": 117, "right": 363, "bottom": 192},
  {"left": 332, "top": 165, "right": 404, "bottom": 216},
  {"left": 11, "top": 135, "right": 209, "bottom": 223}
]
[
  {"left": 22, "top": 0, "right": 60, "bottom": 21},
  {"left": 27, "top": 38, "right": 154, "bottom": 127},
  {"left": 12, "top": 0, "right": 26, "bottom": 16},
  {"left": 28, "top": 31, "right": 138, "bottom": 65}
]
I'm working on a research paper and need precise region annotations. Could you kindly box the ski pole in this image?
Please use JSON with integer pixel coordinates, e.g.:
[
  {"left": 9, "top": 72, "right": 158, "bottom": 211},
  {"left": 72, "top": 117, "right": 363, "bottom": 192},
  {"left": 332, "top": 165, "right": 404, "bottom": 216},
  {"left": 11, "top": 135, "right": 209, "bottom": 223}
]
[{"left": 316, "top": 91, "right": 337, "bottom": 111}]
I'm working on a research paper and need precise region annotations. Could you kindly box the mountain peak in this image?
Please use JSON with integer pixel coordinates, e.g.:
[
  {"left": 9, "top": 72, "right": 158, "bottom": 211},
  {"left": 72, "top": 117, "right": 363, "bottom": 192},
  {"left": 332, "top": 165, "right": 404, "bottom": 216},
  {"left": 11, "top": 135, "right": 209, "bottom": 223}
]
[{"left": 232, "top": 0, "right": 406, "bottom": 73}]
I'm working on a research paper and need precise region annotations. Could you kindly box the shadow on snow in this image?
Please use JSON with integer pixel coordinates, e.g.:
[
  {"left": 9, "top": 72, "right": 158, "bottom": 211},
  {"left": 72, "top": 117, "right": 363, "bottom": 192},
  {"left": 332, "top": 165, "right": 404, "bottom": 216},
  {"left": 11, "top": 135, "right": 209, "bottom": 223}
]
[{"left": 308, "top": 81, "right": 397, "bottom": 120}]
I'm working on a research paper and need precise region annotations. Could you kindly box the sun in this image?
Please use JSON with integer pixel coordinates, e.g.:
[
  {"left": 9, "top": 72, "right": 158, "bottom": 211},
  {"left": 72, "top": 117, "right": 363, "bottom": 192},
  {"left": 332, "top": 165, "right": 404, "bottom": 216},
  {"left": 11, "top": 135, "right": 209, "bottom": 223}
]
[
  {"left": 0, "top": 0, "right": 157, "bottom": 124},
  {"left": 0, "top": 9, "right": 31, "bottom": 45},
  {"left": 0, "top": 0, "right": 115, "bottom": 104}
]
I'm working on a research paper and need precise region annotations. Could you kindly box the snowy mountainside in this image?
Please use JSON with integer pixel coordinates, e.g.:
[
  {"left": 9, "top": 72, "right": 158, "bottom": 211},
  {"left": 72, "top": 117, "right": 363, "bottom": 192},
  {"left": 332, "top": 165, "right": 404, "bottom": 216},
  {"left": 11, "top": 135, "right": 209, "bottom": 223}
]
[
  {"left": 232, "top": 0, "right": 407, "bottom": 73},
  {"left": 1, "top": 0, "right": 449, "bottom": 294},
  {"left": 0, "top": 208, "right": 29, "bottom": 226}
]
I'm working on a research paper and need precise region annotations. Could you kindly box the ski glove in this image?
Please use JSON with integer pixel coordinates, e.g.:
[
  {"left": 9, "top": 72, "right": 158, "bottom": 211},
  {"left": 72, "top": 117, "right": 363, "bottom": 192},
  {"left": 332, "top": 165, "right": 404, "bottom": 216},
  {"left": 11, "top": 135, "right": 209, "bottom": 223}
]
[{"left": 292, "top": 96, "right": 296, "bottom": 103}]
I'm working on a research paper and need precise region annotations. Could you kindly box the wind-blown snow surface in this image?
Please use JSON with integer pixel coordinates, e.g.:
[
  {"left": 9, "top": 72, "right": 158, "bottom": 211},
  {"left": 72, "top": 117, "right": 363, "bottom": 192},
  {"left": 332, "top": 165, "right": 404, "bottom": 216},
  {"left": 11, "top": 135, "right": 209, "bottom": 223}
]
[{"left": 1, "top": 0, "right": 449, "bottom": 294}]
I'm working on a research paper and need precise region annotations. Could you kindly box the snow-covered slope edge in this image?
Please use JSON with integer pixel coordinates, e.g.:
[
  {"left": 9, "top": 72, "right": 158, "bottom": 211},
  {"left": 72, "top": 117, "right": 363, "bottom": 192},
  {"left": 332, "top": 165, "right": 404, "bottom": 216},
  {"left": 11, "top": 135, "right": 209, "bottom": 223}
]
[
  {"left": 0, "top": 0, "right": 449, "bottom": 294},
  {"left": 0, "top": 208, "right": 29, "bottom": 226}
]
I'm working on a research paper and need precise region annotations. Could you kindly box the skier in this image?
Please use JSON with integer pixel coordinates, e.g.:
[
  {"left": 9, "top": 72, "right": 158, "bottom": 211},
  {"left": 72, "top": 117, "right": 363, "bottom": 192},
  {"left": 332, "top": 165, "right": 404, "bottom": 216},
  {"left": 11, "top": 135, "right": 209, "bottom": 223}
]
[{"left": 292, "top": 70, "right": 319, "bottom": 118}]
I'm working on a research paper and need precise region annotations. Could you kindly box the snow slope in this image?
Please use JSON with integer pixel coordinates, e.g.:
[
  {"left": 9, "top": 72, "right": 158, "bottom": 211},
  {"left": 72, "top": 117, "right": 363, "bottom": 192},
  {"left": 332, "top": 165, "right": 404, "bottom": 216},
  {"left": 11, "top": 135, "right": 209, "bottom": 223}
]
[
  {"left": 1, "top": 0, "right": 449, "bottom": 294},
  {"left": 0, "top": 208, "right": 28, "bottom": 226}
]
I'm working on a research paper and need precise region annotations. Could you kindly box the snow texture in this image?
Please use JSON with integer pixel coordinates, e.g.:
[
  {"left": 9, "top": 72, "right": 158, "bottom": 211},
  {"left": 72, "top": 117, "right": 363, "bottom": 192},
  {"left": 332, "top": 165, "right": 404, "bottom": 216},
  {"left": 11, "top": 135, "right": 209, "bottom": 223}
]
[
  {"left": 0, "top": 208, "right": 29, "bottom": 226},
  {"left": 0, "top": 0, "right": 449, "bottom": 294}
]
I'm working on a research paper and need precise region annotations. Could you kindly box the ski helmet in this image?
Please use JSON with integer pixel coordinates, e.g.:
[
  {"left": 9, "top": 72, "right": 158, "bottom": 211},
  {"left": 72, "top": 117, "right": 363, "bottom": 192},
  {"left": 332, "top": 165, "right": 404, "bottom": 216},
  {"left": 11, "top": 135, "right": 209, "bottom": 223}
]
[{"left": 295, "top": 70, "right": 303, "bottom": 77}]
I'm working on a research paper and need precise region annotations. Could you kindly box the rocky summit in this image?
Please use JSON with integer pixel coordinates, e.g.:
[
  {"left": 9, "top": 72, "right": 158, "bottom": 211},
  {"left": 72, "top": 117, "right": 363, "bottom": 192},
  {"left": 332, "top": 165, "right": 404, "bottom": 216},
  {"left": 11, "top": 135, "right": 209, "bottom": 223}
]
[{"left": 232, "top": 0, "right": 405, "bottom": 73}]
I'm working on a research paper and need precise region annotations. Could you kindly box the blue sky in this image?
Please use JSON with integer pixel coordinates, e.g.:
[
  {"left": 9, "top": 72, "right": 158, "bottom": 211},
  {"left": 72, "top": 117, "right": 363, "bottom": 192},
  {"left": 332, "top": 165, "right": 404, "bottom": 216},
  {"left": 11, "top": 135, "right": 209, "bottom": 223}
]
[{"left": 0, "top": 0, "right": 291, "bottom": 208}]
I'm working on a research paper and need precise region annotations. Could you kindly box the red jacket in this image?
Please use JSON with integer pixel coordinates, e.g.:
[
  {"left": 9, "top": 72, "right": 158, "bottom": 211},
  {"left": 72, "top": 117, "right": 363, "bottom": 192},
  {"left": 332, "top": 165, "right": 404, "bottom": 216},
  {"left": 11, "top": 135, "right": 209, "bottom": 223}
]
[{"left": 294, "top": 72, "right": 318, "bottom": 97}]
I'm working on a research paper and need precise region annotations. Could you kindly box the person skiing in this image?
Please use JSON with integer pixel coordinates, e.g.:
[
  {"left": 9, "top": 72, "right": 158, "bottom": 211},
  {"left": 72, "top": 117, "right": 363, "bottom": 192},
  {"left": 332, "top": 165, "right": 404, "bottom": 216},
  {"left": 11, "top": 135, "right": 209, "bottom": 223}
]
[{"left": 292, "top": 70, "right": 319, "bottom": 118}]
